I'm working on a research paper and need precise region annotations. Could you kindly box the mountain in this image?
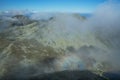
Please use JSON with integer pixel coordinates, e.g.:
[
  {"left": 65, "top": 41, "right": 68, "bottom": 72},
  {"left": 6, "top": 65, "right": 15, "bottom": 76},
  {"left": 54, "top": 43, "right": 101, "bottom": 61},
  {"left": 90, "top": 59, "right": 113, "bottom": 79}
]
[
  {"left": 0, "top": 13, "right": 102, "bottom": 50},
  {"left": 0, "top": 13, "right": 120, "bottom": 79}
]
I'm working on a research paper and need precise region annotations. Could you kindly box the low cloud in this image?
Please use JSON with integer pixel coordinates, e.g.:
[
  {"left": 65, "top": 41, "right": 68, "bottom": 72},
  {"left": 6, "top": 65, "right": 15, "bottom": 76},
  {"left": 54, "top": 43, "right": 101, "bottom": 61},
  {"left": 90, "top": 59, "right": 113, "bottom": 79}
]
[{"left": 77, "top": 2, "right": 120, "bottom": 71}]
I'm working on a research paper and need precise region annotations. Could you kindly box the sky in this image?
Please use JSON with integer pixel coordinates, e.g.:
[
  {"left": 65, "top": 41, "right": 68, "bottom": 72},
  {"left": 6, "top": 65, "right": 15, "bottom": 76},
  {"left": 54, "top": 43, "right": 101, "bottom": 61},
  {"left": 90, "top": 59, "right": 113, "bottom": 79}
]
[{"left": 0, "top": 0, "right": 120, "bottom": 13}]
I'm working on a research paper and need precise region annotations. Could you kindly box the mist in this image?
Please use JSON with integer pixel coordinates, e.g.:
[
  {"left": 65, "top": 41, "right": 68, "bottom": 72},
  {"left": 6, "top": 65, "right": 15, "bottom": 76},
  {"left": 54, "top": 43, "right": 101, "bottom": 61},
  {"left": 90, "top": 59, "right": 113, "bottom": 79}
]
[
  {"left": 72, "top": 2, "right": 120, "bottom": 71},
  {"left": 51, "top": 2, "right": 120, "bottom": 72}
]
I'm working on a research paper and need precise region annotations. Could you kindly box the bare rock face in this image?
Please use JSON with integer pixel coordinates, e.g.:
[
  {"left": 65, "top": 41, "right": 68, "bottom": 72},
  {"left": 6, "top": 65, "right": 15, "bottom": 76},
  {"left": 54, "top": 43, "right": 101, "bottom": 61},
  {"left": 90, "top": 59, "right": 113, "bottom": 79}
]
[{"left": 11, "top": 15, "right": 34, "bottom": 26}]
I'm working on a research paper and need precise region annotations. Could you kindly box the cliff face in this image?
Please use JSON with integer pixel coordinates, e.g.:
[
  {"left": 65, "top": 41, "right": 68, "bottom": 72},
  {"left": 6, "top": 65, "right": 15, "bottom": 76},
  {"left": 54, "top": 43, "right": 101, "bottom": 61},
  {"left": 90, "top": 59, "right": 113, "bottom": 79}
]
[{"left": 0, "top": 13, "right": 120, "bottom": 79}]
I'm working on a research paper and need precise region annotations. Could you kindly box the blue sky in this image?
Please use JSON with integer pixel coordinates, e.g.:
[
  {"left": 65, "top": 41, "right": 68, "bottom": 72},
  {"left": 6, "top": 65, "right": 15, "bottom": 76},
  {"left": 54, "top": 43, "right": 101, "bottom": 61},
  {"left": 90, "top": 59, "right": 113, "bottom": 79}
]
[{"left": 0, "top": 0, "right": 119, "bottom": 13}]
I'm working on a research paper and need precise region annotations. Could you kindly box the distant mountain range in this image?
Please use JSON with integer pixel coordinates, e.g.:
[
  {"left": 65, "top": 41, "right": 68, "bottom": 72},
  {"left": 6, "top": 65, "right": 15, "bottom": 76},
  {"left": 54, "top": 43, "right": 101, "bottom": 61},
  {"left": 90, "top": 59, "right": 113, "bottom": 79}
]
[{"left": 0, "top": 10, "right": 92, "bottom": 20}]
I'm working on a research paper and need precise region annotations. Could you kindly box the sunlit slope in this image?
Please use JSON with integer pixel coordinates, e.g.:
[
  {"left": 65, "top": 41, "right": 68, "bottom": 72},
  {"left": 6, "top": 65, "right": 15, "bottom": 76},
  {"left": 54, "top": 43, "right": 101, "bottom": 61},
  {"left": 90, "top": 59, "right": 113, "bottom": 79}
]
[{"left": 0, "top": 13, "right": 109, "bottom": 51}]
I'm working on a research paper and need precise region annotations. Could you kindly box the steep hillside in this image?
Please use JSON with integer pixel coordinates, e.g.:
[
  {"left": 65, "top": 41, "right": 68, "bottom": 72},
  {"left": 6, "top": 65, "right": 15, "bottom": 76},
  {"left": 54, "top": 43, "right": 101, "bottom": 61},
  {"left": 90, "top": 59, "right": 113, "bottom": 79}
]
[
  {"left": 0, "top": 13, "right": 120, "bottom": 79},
  {"left": 0, "top": 13, "right": 107, "bottom": 50}
]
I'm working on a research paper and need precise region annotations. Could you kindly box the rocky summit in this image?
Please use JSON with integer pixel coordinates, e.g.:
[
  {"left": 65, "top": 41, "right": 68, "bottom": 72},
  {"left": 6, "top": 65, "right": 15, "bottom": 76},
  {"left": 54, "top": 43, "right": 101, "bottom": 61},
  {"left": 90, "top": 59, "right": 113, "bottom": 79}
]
[{"left": 0, "top": 13, "right": 120, "bottom": 80}]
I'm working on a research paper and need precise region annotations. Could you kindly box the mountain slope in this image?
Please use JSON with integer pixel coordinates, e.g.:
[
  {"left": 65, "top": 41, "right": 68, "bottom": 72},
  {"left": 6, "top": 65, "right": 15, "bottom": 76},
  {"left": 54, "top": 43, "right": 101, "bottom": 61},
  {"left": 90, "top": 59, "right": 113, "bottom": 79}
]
[{"left": 0, "top": 13, "right": 120, "bottom": 79}]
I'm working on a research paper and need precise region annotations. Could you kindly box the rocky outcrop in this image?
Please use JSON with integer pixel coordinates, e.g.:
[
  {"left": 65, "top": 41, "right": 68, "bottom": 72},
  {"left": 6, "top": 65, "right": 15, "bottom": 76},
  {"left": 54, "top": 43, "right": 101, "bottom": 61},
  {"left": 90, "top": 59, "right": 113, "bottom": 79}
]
[{"left": 11, "top": 15, "right": 35, "bottom": 26}]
